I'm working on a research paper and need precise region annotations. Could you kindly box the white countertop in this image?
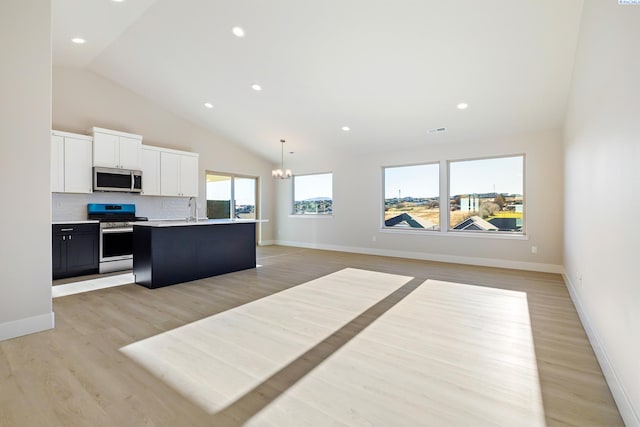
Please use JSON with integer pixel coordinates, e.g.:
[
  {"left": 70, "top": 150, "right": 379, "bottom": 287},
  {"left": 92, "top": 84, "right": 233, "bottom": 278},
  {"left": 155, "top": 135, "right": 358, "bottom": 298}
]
[
  {"left": 134, "top": 219, "right": 268, "bottom": 227},
  {"left": 52, "top": 220, "right": 99, "bottom": 225}
]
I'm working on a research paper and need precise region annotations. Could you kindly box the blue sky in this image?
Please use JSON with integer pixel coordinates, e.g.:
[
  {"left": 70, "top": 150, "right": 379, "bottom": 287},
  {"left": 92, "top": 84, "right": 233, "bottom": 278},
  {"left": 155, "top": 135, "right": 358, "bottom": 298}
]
[
  {"left": 385, "top": 163, "right": 440, "bottom": 199},
  {"left": 384, "top": 156, "right": 523, "bottom": 199},
  {"left": 207, "top": 177, "right": 256, "bottom": 205},
  {"left": 207, "top": 156, "right": 523, "bottom": 204},
  {"left": 449, "top": 156, "right": 523, "bottom": 196},
  {"left": 294, "top": 173, "right": 333, "bottom": 201}
]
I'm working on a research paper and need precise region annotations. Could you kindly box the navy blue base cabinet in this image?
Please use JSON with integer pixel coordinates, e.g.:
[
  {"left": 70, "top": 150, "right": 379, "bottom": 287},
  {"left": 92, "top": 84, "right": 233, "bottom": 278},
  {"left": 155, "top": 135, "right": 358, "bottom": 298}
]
[
  {"left": 132, "top": 222, "right": 256, "bottom": 289},
  {"left": 52, "top": 223, "right": 99, "bottom": 280}
]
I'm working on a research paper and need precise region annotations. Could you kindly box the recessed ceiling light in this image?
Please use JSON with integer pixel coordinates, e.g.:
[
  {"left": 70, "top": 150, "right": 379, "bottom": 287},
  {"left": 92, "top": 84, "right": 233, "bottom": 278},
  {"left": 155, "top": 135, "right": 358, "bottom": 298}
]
[
  {"left": 251, "top": 84, "right": 262, "bottom": 91},
  {"left": 232, "top": 27, "right": 245, "bottom": 38},
  {"left": 204, "top": 102, "right": 213, "bottom": 109},
  {"left": 112, "top": 0, "right": 125, "bottom": 3},
  {"left": 71, "top": 37, "right": 86, "bottom": 44},
  {"left": 341, "top": 126, "right": 351, "bottom": 132},
  {"left": 456, "top": 102, "right": 468, "bottom": 110}
]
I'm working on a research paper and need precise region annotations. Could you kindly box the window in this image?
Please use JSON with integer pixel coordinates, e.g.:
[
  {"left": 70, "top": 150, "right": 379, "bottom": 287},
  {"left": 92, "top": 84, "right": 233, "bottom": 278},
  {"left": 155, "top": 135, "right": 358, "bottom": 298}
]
[
  {"left": 449, "top": 156, "right": 524, "bottom": 233},
  {"left": 234, "top": 177, "right": 257, "bottom": 219},
  {"left": 383, "top": 163, "right": 440, "bottom": 231},
  {"left": 206, "top": 172, "right": 257, "bottom": 219},
  {"left": 292, "top": 173, "right": 333, "bottom": 215}
]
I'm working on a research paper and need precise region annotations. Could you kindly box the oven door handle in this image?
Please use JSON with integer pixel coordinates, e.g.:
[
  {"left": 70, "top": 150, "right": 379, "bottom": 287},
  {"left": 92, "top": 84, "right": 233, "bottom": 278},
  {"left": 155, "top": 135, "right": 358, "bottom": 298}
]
[{"left": 101, "top": 227, "right": 133, "bottom": 234}]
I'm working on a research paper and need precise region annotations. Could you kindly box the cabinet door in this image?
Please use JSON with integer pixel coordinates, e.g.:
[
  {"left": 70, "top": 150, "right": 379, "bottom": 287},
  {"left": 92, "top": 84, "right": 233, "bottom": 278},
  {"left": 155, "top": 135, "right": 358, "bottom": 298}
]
[
  {"left": 64, "top": 136, "right": 93, "bottom": 193},
  {"left": 118, "top": 136, "right": 141, "bottom": 169},
  {"left": 51, "top": 135, "right": 64, "bottom": 192},
  {"left": 52, "top": 234, "right": 67, "bottom": 278},
  {"left": 140, "top": 147, "right": 161, "bottom": 196},
  {"left": 179, "top": 154, "right": 199, "bottom": 197},
  {"left": 93, "top": 132, "right": 119, "bottom": 168},
  {"left": 66, "top": 232, "right": 99, "bottom": 275},
  {"left": 160, "top": 151, "right": 180, "bottom": 196}
]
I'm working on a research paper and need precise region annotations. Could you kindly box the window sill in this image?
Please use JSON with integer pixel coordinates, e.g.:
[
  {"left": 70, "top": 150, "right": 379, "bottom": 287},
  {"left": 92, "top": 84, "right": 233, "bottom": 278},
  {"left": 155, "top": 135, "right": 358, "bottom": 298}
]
[
  {"left": 288, "top": 214, "right": 334, "bottom": 219},
  {"left": 380, "top": 227, "right": 528, "bottom": 240}
]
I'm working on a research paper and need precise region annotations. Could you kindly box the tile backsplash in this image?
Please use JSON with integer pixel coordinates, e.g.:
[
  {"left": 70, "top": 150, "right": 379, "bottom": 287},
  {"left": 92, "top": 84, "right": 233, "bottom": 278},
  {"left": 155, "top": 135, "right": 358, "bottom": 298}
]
[{"left": 52, "top": 192, "right": 199, "bottom": 221}]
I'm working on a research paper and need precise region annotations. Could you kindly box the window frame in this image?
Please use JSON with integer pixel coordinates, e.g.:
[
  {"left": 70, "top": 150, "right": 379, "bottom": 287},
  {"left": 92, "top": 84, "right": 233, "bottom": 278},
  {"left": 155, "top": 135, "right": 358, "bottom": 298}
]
[
  {"left": 291, "top": 172, "right": 334, "bottom": 216},
  {"left": 381, "top": 161, "right": 441, "bottom": 232},
  {"left": 446, "top": 154, "right": 526, "bottom": 235},
  {"left": 205, "top": 170, "right": 259, "bottom": 220},
  {"left": 379, "top": 154, "right": 527, "bottom": 238}
]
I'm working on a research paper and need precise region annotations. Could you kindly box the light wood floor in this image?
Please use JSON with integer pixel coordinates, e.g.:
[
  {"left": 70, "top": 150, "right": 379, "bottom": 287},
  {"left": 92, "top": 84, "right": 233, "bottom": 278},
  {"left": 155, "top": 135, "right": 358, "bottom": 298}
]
[{"left": 0, "top": 246, "right": 623, "bottom": 426}]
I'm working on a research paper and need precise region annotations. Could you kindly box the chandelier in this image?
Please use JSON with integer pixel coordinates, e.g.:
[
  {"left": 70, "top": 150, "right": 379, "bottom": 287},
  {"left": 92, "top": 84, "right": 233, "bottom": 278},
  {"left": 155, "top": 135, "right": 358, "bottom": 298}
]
[{"left": 272, "top": 139, "right": 292, "bottom": 179}]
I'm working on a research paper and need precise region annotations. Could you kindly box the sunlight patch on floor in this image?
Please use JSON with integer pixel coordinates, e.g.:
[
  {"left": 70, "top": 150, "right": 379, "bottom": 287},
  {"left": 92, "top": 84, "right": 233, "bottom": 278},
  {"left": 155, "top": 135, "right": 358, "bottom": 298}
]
[
  {"left": 52, "top": 273, "right": 134, "bottom": 298},
  {"left": 248, "top": 279, "right": 545, "bottom": 426},
  {"left": 120, "top": 268, "right": 413, "bottom": 413}
]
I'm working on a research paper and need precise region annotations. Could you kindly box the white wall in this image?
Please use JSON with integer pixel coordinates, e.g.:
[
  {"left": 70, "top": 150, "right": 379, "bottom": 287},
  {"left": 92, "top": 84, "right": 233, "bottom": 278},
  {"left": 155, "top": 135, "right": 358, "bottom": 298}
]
[
  {"left": 276, "top": 128, "right": 564, "bottom": 272},
  {"left": 0, "top": 1, "right": 54, "bottom": 340},
  {"left": 563, "top": 1, "right": 640, "bottom": 424},
  {"left": 52, "top": 67, "right": 275, "bottom": 242}
]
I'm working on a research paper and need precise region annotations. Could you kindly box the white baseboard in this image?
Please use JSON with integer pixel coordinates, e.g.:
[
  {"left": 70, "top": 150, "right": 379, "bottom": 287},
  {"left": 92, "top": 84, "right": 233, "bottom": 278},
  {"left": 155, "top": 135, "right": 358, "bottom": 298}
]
[
  {"left": 0, "top": 312, "right": 55, "bottom": 342},
  {"left": 258, "top": 240, "right": 275, "bottom": 246},
  {"left": 563, "top": 273, "right": 639, "bottom": 426},
  {"left": 274, "top": 240, "right": 564, "bottom": 274}
]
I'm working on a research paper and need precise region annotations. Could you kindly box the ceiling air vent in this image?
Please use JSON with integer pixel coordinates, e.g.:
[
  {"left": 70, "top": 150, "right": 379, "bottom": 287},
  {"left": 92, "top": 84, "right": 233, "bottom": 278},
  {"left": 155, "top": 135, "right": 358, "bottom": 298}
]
[{"left": 428, "top": 127, "right": 447, "bottom": 134}]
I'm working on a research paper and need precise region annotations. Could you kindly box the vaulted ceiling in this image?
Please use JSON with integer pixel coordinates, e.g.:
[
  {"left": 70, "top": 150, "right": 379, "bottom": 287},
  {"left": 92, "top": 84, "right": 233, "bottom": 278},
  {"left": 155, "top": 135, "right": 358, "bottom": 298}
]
[{"left": 52, "top": 0, "right": 584, "bottom": 163}]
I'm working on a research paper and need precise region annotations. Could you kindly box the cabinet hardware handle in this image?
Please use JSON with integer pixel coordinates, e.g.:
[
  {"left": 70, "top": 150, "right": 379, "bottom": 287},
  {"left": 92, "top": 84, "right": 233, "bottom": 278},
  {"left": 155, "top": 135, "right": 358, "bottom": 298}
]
[
  {"left": 69, "top": 235, "right": 72, "bottom": 240},
  {"left": 60, "top": 228, "right": 73, "bottom": 231},
  {"left": 62, "top": 235, "right": 66, "bottom": 241}
]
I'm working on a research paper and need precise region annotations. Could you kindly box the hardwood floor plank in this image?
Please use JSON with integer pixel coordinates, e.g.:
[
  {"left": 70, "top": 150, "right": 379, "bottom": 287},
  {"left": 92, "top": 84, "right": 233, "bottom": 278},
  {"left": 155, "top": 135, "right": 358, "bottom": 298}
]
[
  {"left": 120, "top": 268, "right": 413, "bottom": 414},
  {"left": 247, "top": 279, "right": 545, "bottom": 426},
  {"left": 0, "top": 245, "right": 622, "bottom": 426}
]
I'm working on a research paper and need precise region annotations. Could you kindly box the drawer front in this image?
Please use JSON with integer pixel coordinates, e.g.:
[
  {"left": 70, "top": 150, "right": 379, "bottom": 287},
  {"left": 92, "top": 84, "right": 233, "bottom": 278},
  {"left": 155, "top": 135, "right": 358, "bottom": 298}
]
[{"left": 52, "top": 223, "right": 99, "bottom": 235}]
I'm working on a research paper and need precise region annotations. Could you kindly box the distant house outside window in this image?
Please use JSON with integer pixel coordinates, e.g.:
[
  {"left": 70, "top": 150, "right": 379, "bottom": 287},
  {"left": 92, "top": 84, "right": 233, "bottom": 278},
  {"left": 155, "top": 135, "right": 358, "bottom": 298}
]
[
  {"left": 292, "top": 173, "right": 333, "bottom": 215},
  {"left": 448, "top": 155, "right": 524, "bottom": 233},
  {"left": 383, "top": 163, "right": 440, "bottom": 231}
]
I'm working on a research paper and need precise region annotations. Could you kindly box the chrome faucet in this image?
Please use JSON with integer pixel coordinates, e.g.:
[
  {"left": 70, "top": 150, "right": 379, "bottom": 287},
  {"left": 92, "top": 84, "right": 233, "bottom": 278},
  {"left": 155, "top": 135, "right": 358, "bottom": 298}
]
[{"left": 188, "top": 197, "right": 199, "bottom": 222}]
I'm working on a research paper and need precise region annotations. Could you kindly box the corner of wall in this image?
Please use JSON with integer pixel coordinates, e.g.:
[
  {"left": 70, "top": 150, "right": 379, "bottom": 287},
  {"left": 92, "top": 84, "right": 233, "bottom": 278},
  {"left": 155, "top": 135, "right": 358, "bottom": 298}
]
[{"left": 562, "top": 273, "right": 639, "bottom": 426}]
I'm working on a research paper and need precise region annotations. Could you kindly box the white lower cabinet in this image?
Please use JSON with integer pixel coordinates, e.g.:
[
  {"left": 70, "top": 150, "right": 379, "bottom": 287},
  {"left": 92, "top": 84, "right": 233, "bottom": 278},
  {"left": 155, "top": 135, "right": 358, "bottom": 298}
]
[
  {"left": 51, "top": 131, "right": 93, "bottom": 194},
  {"left": 141, "top": 145, "right": 198, "bottom": 197}
]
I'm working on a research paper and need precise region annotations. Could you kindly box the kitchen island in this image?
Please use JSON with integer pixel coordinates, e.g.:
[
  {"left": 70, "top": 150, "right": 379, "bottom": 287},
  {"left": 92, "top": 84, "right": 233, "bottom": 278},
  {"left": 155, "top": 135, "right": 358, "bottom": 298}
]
[{"left": 132, "top": 219, "right": 264, "bottom": 289}]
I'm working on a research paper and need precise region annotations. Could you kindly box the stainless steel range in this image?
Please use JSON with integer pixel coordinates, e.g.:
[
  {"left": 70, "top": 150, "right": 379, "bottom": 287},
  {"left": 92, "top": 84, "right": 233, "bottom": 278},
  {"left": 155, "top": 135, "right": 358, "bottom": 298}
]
[{"left": 87, "top": 203, "right": 147, "bottom": 273}]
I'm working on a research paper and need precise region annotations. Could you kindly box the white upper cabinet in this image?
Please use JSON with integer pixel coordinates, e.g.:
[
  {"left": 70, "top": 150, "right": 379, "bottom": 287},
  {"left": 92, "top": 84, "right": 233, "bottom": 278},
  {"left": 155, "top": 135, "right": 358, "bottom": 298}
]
[
  {"left": 91, "top": 127, "right": 142, "bottom": 170},
  {"left": 159, "top": 149, "right": 199, "bottom": 197},
  {"left": 179, "top": 154, "right": 199, "bottom": 197},
  {"left": 160, "top": 151, "right": 180, "bottom": 196},
  {"left": 51, "top": 131, "right": 93, "bottom": 194},
  {"left": 118, "top": 136, "right": 142, "bottom": 169},
  {"left": 52, "top": 128, "right": 199, "bottom": 198},
  {"left": 140, "top": 145, "right": 161, "bottom": 196},
  {"left": 64, "top": 136, "right": 93, "bottom": 193},
  {"left": 51, "top": 135, "right": 64, "bottom": 193}
]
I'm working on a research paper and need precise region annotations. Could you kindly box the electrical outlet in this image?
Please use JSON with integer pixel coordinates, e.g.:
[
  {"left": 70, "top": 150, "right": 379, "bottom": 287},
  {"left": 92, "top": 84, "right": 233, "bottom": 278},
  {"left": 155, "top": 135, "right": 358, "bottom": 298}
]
[
  {"left": 531, "top": 246, "right": 537, "bottom": 254},
  {"left": 372, "top": 235, "right": 377, "bottom": 242}
]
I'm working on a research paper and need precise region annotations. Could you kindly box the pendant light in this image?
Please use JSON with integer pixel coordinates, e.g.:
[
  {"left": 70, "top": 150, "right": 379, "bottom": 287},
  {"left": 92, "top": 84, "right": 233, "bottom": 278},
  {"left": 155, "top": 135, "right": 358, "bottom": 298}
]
[{"left": 272, "top": 139, "right": 292, "bottom": 179}]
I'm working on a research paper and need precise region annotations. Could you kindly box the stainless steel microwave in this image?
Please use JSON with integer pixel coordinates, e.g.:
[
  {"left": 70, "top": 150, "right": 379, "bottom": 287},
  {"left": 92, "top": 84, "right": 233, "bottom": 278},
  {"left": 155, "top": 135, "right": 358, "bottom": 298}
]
[{"left": 93, "top": 167, "right": 142, "bottom": 193}]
